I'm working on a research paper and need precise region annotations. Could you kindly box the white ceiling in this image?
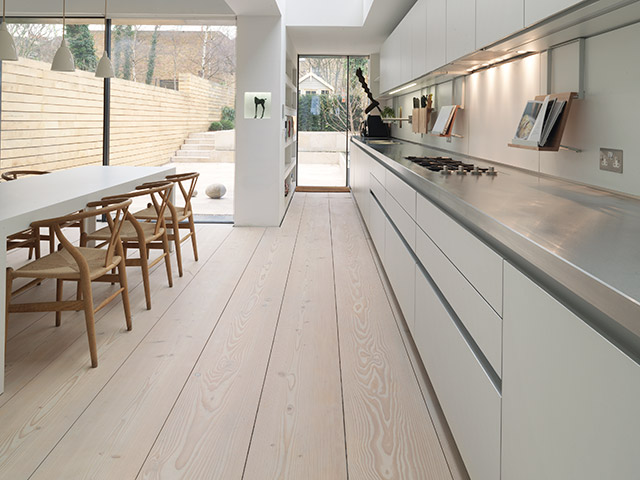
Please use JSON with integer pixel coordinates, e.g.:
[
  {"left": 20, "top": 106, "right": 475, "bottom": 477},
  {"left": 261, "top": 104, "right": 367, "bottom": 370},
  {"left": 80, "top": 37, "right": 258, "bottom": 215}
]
[
  {"left": 7, "top": 0, "right": 282, "bottom": 18},
  {"left": 287, "top": 0, "right": 416, "bottom": 55}
]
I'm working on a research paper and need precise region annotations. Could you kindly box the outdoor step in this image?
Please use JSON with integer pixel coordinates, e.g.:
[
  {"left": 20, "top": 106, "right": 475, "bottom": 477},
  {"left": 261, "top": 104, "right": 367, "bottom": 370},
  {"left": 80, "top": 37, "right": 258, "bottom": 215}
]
[
  {"left": 174, "top": 150, "right": 214, "bottom": 158},
  {"left": 182, "top": 142, "right": 217, "bottom": 149},
  {"left": 171, "top": 155, "right": 218, "bottom": 163},
  {"left": 188, "top": 132, "right": 218, "bottom": 140}
]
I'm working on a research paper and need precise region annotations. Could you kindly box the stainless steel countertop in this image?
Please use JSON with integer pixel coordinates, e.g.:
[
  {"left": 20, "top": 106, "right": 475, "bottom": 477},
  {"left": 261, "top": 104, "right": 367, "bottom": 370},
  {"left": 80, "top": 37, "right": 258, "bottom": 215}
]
[{"left": 352, "top": 137, "right": 640, "bottom": 354}]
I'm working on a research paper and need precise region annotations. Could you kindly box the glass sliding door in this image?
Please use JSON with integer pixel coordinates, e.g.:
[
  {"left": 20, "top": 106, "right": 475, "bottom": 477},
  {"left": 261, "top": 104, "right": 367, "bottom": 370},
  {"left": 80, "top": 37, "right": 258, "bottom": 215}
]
[{"left": 297, "top": 55, "right": 369, "bottom": 188}]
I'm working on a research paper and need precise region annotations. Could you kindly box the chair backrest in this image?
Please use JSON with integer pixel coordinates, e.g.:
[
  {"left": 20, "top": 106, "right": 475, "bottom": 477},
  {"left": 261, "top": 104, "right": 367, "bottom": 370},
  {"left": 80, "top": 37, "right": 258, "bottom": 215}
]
[
  {"left": 165, "top": 172, "right": 199, "bottom": 216},
  {"left": 103, "top": 182, "right": 173, "bottom": 237},
  {"left": 31, "top": 199, "right": 131, "bottom": 270},
  {"left": 2, "top": 170, "right": 51, "bottom": 181}
]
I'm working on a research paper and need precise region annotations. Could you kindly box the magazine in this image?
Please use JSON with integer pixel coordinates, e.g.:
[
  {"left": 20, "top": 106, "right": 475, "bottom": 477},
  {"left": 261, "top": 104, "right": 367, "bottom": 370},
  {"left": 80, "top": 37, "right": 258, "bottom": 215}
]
[
  {"left": 512, "top": 97, "right": 565, "bottom": 147},
  {"left": 513, "top": 101, "right": 542, "bottom": 141},
  {"left": 432, "top": 105, "right": 458, "bottom": 135}
]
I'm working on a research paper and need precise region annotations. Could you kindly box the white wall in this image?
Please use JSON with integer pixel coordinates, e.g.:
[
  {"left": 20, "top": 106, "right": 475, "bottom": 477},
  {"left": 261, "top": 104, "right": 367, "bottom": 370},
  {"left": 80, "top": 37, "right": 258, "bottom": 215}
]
[
  {"left": 234, "top": 15, "right": 285, "bottom": 226},
  {"left": 390, "top": 22, "right": 640, "bottom": 197}
]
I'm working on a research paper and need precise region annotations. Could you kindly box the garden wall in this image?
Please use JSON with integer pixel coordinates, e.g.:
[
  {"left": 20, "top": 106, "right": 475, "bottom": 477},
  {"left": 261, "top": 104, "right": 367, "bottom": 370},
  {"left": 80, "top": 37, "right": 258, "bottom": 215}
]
[{"left": 0, "top": 57, "right": 234, "bottom": 172}]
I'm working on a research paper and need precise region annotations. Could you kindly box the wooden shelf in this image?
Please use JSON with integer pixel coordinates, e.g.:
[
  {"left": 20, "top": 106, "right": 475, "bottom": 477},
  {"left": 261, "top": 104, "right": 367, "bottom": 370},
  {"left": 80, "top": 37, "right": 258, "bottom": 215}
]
[{"left": 508, "top": 92, "right": 578, "bottom": 152}]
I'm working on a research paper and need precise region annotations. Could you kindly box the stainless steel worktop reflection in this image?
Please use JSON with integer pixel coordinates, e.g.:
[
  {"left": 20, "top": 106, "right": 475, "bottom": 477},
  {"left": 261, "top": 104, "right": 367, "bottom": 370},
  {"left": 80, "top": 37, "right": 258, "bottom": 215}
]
[{"left": 353, "top": 137, "right": 640, "bottom": 349}]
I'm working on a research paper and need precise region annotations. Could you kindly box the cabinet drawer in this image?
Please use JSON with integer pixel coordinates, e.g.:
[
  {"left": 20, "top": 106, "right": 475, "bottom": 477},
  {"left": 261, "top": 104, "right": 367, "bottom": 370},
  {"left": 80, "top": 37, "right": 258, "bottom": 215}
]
[
  {"left": 369, "top": 192, "right": 386, "bottom": 263},
  {"left": 385, "top": 192, "right": 416, "bottom": 251},
  {"left": 416, "top": 194, "right": 503, "bottom": 315},
  {"left": 385, "top": 169, "right": 416, "bottom": 219},
  {"left": 415, "top": 227, "right": 502, "bottom": 375},
  {"left": 370, "top": 158, "right": 386, "bottom": 186},
  {"left": 369, "top": 173, "right": 386, "bottom": 209},
  {"left": 415, "top": 269, "right": 501, "bottom": 480},
  {"left": 385, "top": 219, "right": 416, "bottom": 332}
]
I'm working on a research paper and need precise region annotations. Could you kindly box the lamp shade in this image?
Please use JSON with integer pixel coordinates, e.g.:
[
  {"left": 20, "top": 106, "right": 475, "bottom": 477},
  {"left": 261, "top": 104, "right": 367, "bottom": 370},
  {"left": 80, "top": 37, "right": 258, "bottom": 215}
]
[
  {"left": 0, "top": 22, "right": 17, "bottom": 61},
  {"left": 51, "top": 37, "right": 75, "bottom": 72},
  {"left": 95, "top": 51, "right": 114, "bottom": 78}
]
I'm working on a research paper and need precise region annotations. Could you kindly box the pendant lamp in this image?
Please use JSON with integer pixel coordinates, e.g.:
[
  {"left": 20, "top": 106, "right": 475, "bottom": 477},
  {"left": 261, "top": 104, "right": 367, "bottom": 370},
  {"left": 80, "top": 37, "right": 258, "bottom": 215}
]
[
  {"left": 0, "top": 0, "right": 18, "bottom": 61},
  {"left": 95, "top": 0, "right": 114, "bottom": 78},
  {"left": 51, "top": 0, "right": 75, "bottom": 72}
]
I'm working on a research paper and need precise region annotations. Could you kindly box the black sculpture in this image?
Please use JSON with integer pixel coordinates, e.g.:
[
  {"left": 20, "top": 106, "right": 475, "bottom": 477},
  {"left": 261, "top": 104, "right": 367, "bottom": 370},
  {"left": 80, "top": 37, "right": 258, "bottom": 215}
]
[
  {"left": 254, "top": 97, "right": 267, "bottom": 119},
  {"left": 355, "top": 68, "right": 382, "bottom": 115}
]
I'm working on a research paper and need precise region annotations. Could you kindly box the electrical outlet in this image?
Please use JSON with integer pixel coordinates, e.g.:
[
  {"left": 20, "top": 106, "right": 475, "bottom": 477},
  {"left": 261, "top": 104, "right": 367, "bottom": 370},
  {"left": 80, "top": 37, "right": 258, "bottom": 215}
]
[{"left": 599, "top": 148, "right": 623, "bottom": 173}]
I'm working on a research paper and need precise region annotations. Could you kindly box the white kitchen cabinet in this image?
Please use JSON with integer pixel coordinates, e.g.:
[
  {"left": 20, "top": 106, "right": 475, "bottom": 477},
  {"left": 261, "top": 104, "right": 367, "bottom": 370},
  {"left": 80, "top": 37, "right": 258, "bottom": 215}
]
[
  {"left": 502, "top": 263, "right": 640, "bottom": 479},
  {"left": 446, "top": 0, "right": 476, "bottom": 63},
  {"left": 411, "top": 0, "right": 428, "bottom": 79},
  {"left": 414, "top": 269, "right": 501, "bottom": 480},
  {"left": 384, "top": 169, "right": 416, "bottom": 219},
  {"left": 368, "top": 191, "right": 386, "bottom": 263},
  {"left": 399, "top": 16, "right": 412, "bottom": 85},
  {"left": 415, "top": 226, "right": 502, "bottom": 376},
  {"left": 476, "top": 0, "right": 523, "bottom": 48},
  {"left": 385, "top": 218, "right": 416, "bottom": 332},
  {"left": 385, "top": 191, "right": 416, "bottom": 251},
  {"left": 416, "top": 194, "right": 503, "bottom": 315},
  {"left": 525, "top": 0, "right": 585, "bottom": 26},
  {"left": 425, "top": 0, "right": 446, "bottom": 73}
]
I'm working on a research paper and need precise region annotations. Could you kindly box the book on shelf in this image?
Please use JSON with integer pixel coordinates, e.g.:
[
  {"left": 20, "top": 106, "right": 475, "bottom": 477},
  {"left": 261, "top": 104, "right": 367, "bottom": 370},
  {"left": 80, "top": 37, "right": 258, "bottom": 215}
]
[
  {"left": 512, "top": 96, "right": 566, "bottom": 147},
  {"left": 431, "top": 105, "right": 458, "bottom": 136}
]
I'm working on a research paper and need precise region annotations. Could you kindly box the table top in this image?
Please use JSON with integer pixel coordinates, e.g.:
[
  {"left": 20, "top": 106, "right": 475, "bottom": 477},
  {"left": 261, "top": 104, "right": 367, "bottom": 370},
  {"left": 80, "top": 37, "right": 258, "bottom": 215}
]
[{"left": 0, "top": 165, "right": 174, "bottom": 233}]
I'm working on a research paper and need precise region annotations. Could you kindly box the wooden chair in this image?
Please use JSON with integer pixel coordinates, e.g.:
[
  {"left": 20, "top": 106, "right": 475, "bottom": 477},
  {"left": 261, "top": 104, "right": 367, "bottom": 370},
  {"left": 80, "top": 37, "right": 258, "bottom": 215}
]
[
  {"left": 6, "top": 199, "right": 132, "bottom": 368},
  {"left": 133, "top": 172, "right": 199, "bottom": 277},
  {"left": 3, "top": 169, "right": 84, "bottom": 257},
  {"left": 86, "top": 183, "right": 174, "bottom": 310}
]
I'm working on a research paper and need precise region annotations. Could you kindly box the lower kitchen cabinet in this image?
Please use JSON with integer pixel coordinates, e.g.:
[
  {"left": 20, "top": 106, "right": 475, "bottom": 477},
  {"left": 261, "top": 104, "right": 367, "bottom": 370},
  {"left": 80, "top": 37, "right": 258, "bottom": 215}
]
[
  {"left": 384, "top": 217, "right": 416, "bottom": 332},
  {"left": 502, "top": 263, "right": 640, "bottom": 479},
  {"left": 414, "top": 269, "right": 501, "bottom": 480},
  {"left": 368, "top": 192, "right": 386, "bottom": 263}
]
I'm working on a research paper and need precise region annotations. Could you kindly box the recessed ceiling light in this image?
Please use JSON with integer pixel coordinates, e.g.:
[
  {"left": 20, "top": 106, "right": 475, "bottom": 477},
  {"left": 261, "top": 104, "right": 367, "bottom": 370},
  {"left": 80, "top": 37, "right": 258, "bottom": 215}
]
[
  {"left": 388, "top": 83, "right": 417, "bottom": 95},
  {"left": 517, "top": 50, "right": 528, "bottom": 54}
]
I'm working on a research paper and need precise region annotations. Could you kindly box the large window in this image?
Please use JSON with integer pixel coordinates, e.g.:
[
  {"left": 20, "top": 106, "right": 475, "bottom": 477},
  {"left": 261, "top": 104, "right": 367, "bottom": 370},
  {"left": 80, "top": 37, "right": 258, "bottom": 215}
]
[
  {"left": 297, "top": 55, "right": 369, "bottom": 188},
  {"left": 2, "top": 20, "right": 105, "bottom": 173},
  {"left": 109, "top": 23, "right": 236, "bottom": 220}
]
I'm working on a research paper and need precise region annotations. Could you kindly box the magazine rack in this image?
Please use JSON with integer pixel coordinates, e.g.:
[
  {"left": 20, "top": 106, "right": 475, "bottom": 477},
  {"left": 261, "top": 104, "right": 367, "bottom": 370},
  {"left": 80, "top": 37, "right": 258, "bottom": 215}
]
[
  {"left": 508, "top": 92, "right": 579, "bottom": 152},
  {"left": 429, "top": 105, "right": 460, "bottom": 138}
]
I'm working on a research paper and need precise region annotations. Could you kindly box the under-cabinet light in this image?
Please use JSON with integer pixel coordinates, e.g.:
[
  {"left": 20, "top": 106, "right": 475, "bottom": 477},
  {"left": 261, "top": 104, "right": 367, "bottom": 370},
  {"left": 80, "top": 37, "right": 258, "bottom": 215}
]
[{"left": 388, "top": 83, "right": 417, "bottom": 95}]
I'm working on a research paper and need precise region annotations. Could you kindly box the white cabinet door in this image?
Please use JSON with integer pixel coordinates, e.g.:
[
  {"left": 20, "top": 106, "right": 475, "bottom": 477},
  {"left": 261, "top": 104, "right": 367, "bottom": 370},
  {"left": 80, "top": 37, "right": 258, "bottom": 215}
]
[
  {"left": 411, "top": 0, "right": 427, "bottom": 80},
  {"left": 368, "top": 192, "right": 386, "bottom": 263},
  {"left": 399, "top": 15, "right": 413, "bottom": 85},
  {"left": 384, "top": 219, "right": 416, "bottom": 332},
  {"left": 426, "top": 0, "right": 446, "bottom": 73},
  {"left": 414, "top": 269, "right": 501, "bottom": 480},
  {"left": 379, "top": 37, "right": 391, "bottom": 93},
  {"left": 476, "top": 0, "right": 523, "bottom": 48},
  {"left": 525, "top": 0, "right": 585, "bottom": 26},
  {"left": 446, "top": 0, "right": 475, "bottom": 63},
  {"left": 502, "top": 263, "right": 640, "bottom": 479}
]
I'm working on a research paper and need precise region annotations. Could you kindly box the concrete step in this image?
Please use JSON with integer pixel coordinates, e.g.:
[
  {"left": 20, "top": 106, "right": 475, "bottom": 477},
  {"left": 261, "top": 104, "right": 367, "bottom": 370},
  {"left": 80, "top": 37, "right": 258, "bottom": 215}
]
[
  {"left": 188, "top": 132, "right": 218, "bottom": 140},
  {"left": 181, "top": 143, "right": 217, "bottom": 150},
  {"left": 174, "top": 150, "right": 214, "bottom": 158},
  {"left": 184, "top": 138, "right": 216, "bottom": 146},
  {"left": 171, "top": 155, "right": 218, "bottom": 163}
]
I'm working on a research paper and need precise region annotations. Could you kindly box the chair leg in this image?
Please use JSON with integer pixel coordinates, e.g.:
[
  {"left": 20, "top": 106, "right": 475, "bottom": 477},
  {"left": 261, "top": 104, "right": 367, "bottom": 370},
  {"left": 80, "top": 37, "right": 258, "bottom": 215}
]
[
  {"left": 5, "top": 269, "right": 13, "bottom": 353},
  {"left": 172, "top": 224, "right": 184, "bottom": 277},
  {"left": 161, "top": 232, "right": 173, "bottom": 288},
  {"left": 117, "top": 260, "right": 132, "bottom": 331},
  {"left": 79, "top": 276, "right": 98, "bottom": 368},
  {"left": 49, "top": 227, "right": 56, "bottom": 255},
  {"left": 188, "top": 214, "right": 198, "bottom": 262},
  {"left": 139, "top": 243, "right": 152, "bottom": 310},
  {"left": 55, "top": 279, "right": 63, "bottom": 327}
]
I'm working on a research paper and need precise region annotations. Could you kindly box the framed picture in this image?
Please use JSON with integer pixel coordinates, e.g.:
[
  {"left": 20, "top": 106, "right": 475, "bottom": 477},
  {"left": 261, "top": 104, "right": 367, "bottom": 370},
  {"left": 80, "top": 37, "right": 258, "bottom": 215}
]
[{"left": 244, "top": 92, "right": 272, "bottom": 119}]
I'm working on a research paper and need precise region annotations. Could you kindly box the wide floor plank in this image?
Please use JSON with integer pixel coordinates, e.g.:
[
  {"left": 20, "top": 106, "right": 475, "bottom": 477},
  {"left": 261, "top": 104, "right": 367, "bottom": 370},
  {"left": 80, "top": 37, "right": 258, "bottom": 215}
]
[
  {"left": 28, "top": 227, "right": 264, "bottom": 480},
  {"left": 0, "top": 225, "right": 234, "bottom": 479},
  {"left": 138, "top": 195, "right": 305, "bottom": 479},
  {"left": 243, "top": 194, "right": 347, "bottom": 480},
  {"left": 330, "top": 195, "right": 453, "bottom": 479}
]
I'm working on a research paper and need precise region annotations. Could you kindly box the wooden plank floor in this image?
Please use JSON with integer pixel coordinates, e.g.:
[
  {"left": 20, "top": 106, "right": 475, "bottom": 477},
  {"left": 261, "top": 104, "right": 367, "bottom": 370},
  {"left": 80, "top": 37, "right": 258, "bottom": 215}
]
[{"left": 0, "top": 193, "right": 460, "bottom": 480}]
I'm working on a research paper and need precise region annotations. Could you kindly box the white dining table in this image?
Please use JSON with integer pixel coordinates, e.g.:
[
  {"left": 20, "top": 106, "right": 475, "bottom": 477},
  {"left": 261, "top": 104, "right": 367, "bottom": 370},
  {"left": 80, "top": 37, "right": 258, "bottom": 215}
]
[{"left": 0, "top": 164, "right": 175, "bottom": 394}]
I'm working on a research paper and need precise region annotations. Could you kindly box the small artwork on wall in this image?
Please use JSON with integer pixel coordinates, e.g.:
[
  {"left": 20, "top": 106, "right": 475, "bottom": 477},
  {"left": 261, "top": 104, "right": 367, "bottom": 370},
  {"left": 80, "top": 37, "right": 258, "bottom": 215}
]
[{"left": 244, "top": 92, "right": 272, "bottom": 119}]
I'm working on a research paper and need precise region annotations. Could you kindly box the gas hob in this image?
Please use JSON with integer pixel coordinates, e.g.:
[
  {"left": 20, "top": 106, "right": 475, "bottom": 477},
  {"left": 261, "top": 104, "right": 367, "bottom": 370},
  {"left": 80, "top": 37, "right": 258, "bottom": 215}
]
[{"left": 405, "top": 156, "right": 497, "bottom": 176}]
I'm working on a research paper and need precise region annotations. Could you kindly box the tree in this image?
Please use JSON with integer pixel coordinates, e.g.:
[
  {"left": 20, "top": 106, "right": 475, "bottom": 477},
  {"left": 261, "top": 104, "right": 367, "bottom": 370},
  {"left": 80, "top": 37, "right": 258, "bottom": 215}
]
[
  {"left": 8, "top": 24, "right": 58, "bottom": 61},
  {"left": 145, "top": 26, "right": 159, "bottom": 85},
  {"left": 65, "top": 25, "right": 97, "bottom": 71}
]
